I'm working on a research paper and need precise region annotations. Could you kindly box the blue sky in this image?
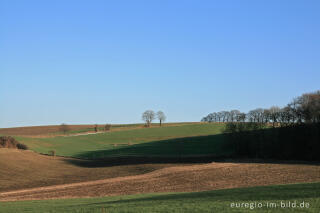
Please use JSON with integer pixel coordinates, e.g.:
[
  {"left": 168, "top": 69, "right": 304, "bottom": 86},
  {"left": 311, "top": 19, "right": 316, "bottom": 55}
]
[{"left": 1, "top": 0, "right": 319, "bottom": 128}]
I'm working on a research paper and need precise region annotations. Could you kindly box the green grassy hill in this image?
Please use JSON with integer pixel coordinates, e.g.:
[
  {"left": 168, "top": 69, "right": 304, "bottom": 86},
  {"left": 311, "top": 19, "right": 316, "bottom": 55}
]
[
  {"left": 17, "top": 123, "right": 229, "bottom": 159},
  {"left": 1, "top": 182, "right": 319, "bottom": 213}
]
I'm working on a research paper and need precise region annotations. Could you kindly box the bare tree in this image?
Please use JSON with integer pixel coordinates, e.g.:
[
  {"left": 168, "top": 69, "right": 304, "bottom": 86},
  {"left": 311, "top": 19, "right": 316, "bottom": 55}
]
[
  {"left": 217, "top": 112, "right": 223, "bottom": 122},
  {"left": 255, "top": 108, "right": 264, "bottom": 123},
  {"left": 209, "top": 112, "right": 217, "bottom": 122},
  {"left": 237, "top": 113, "right": 246, "bottom": 122},
  {"left": 225, "top": 111, "right": 231, "bottom": 122},
  {"left": 298, "top": 91, "right": 320, "bottom": 123},
  {"left": 221, "top": 111, "right": 228, "bottom": 122},
  {"left": 201, "top": 116, "right": 208, "bottom": 122},
  {"left": 269, "top": 106, "right": 281, "bottom": 127},
  {"left": 104, "top": 124, "right": 111, "bottom": 131},
  {"left": 247, "top": 110, "right": 257, "bottom": 122},
  {"left": 156, "top": 111, "right": 166, "bottom": 126},
  {"left": 94, "top": 124, "right": 98, "bottom": 132},
  {"left": 263, "top": 109, "right": 271, "bottom": 123},
  {"left": 142, "top": 110, "right": 155, "bottom": 127},
  {"left": 59, "top": 123, "right": 70, "bottom": 135},
  {"left": 278, "top": 107, "right": 292, "bottom": 126},
  {"left": 230, "top": 110, "right": 240, "bottom": 122}
]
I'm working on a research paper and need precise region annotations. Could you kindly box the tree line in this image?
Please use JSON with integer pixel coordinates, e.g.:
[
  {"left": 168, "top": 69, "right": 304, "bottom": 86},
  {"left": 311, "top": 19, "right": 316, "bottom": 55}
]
[
  {"left": 201, "top": 90, "right": 320, "bottom": 126},
  {"left": 205, "top": 90, "right": 320, "bottom": 161}
]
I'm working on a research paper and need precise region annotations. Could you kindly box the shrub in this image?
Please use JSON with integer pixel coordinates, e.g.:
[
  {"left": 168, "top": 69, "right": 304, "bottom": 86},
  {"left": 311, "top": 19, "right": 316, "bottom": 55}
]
[
  {"left": 16, "top": 143, "right": 28, "bottom": 150},
  {"left": 0, "top": 136, "right": 28, "bottom": 150},
  {"left": 104, "top": 124, "right": 111, "bottom": 131},
  {"left": 59, "top": 123, "right": 70, "bottom": 134},
  {"left": 48, "top": 150, "right": 56, "bottom": 156}
]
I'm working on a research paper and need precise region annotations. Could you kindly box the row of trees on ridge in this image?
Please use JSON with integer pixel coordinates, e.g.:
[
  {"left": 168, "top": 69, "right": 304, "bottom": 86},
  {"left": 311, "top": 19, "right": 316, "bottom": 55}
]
[
  {"left": 142, "top": 110, "right": 166, "bottom": 127},
  {"left": 201, "top": 90, "right": 320, "bottom": 126}
]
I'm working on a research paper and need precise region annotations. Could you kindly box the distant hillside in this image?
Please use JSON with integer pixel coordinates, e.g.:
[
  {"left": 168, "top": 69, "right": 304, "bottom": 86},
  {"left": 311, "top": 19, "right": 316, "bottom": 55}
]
[
  {"left": 15, "top": 123, "right": 225, "bottom": 159},
  {"left": 0, "top": 125, "right": 105, "bottom": 136},
  {"left": 0, "top": 122, "right": 199, "bottom": 137}
]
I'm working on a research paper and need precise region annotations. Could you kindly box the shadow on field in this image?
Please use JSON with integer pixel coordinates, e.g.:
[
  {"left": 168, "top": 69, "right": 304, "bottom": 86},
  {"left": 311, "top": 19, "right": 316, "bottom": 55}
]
[
  {"left": 64, "top": 134, "right": 231, "bottom": 167},
  {"left": 64, "top": 155, "right": 227, "bottom": 167},
  {"left": 64, "top": 130, "right": 320, "bottom": 167},
  {"left": 71, "top": 182, "right": 320, "bottom": 207}
]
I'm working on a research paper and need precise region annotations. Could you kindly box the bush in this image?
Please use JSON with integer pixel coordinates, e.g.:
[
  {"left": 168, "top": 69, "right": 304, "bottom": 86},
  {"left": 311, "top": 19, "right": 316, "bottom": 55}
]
[
  {"left": 104, "top": 124, "right": 111, "bottom": 131},
  {"left": 224, "top": 122, "right": 266, "bottom": 134},
  {"left": 0, "top": 136, "right": 28, "bottom": 150},
  {"left": 48, "top": 150, "right": 56, "bottom": 156},
  {"left": 16, "top": 143, "right": 28, "bottom": 150}
]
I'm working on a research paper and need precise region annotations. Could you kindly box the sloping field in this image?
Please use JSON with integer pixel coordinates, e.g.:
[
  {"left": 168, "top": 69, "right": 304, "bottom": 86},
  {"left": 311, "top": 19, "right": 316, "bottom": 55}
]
[
  {"left": 0, "top": 122, "right": 199, "bottom": 137},
  {"left": 0, "top": 149, "right": 185, "bottom": 192},
  {"left": 1, "top": 182, "right": 320, "bottom": 213},
  {"left": 0, "top": 125, "right": 99, "bottom": 136},
  {"left": 15, "top": 123, "right": 227, "bottom": 158},
  {"left": 1, "top": 149, "right": 319, "bottom": 201}
]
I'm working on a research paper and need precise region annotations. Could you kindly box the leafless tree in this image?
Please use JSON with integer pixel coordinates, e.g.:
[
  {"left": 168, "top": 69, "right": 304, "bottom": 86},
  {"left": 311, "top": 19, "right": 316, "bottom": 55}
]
[
  {"left": 201, "top": 116, "right": 208, "bottom": 122},
  {"left": 297, "top": 91, "right": 320, "bottom": 123},
  {"left": 104, "top": 124, "right": 111, "bottom": 131},
  {"left": 247, "top": 110, "right": 257, "bottom": 122},
  {"left": 263, "top": 109, "right": 271, "bottom": 123},
  {"left": 278, "top": 107, "right": 292, "bottom": 126},
  {"left": 255, "top": 108, "right": 264, "bottom": 123},
  {"left": 157, "top": 111, "right": 166, "bottom": 126},
  {"left": 59, "top": 123, "right": 70, "bottom": 134},
  {"left": 217, "top": 112, "right": 223, "bottom": 122},
  {"left": 237, "top": 113, "right": 246, "bottom": 122},
  {"left": 230, "top": 110, "right": 240, "bottom": 122},
  {"left": 269, "top": 106, "right": 281, "bottom": 127},
  {"left": 211, "top": 112, "right": 217, "bottom": 122},
  {"left": 221, "top": 111, "right": 228, "bottom": 122},
  {"left": 142, "top": 110, "right": 155, "bottom": 127}
]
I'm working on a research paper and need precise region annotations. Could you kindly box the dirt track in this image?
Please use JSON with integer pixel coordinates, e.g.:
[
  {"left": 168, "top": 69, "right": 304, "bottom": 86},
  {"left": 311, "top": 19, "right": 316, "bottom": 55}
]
[{"left": 1, "top": 161, "right": 320, "bottom": 202}]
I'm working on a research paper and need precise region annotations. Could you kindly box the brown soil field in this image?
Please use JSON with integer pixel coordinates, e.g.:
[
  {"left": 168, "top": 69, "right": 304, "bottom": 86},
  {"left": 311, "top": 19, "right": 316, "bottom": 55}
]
[
  {"left": 0, "top": 125, "right": 101, "bottom": 136},
  {"left": 0, "top": 149, "right": 185, "bottom": 192},
  {"left": 1, "top": 149, "right": 320, "bottom": 202}
]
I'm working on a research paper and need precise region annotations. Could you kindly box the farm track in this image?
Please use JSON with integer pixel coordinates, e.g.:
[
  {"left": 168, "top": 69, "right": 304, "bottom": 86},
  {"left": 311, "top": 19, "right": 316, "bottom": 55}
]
[{"left": 1, "top": 160, "right": 320, "bottom": 202}]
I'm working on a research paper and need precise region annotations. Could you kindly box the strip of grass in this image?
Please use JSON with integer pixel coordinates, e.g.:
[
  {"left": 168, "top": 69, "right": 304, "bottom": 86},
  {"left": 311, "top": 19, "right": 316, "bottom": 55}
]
[
  {"left": 17, "top": 123, "right": 227, "bottom": 159},
  {"left": 1, "top": 182, "right": 319, "bottom": 213}
]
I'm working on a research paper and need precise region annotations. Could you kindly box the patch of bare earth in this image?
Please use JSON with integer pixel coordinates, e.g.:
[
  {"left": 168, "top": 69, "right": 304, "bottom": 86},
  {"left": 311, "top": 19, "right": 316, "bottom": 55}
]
[
  {"left": 1, "top": 150, "right": 319, "bottom": 201},
  {"left": 0, "top": 149, "right": 184, "bottom": 193}
]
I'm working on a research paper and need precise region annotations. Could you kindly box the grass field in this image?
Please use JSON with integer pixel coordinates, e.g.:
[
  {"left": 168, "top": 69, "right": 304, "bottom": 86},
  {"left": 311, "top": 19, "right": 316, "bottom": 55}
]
[
  {"left": 1, "top": 182, "right": 319, "bottom": 213},
  {"left": 15, "top": 123, "right": 228, "bottom": 159},
  {"left": 0, "top": 123, "right": 199, "bottom": 137}
]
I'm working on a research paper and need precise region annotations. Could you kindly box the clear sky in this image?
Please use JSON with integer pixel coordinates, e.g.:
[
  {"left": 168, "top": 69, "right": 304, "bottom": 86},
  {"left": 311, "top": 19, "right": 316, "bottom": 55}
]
[{"left": 1, "top": 0, "right": 319, "bottom": 128}]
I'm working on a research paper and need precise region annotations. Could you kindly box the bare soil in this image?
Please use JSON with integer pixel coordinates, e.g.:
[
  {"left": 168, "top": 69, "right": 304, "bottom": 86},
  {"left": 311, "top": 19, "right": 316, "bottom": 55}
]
[
  {"left": 0, "top": 125, "right": 105, "bottom": 136},
  {"left": 1, "top": 149, "right": 320, "bottom": 202},
  {"left": 0, "top": 149, "right": 184, "bottom": 192}
]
